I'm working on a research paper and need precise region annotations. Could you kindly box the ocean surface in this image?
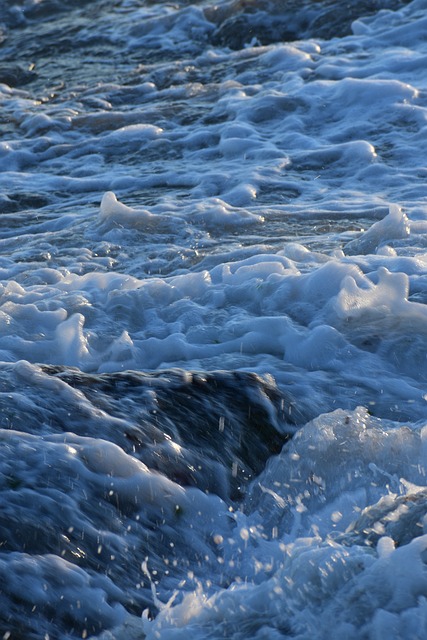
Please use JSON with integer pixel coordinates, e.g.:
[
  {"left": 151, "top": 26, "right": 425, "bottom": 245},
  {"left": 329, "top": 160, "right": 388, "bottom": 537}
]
[{"left": 0, "top": 0, "right": 427, "bottom": 637}]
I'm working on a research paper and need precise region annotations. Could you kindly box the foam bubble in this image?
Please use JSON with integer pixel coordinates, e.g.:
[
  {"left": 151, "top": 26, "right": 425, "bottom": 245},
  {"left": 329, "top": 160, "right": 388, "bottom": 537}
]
[
  {"left": 334, "top": 266, "right": 427, "bottom": 326},
  {"left": 192, "top": 197, "right": 264, "bottom": 227},
  {"left": 345, "top": 205, "right": 410, "bottom": 255},
  {"left": 99, "top": 191, "right": 177, "bottom": 232}
]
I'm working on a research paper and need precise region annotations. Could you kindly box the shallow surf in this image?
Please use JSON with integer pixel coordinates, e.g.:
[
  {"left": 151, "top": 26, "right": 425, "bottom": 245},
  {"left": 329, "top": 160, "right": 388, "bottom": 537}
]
[{"left": 0, "top": 0, "right": 426, "bottom": 638}]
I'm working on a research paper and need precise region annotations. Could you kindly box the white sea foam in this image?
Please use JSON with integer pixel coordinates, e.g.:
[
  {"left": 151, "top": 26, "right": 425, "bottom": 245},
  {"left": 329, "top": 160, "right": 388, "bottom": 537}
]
[
  {"left": 0, "top": 0, "right": 427, "bottom": 637},
  {"left": 99, "top": 191, "right": 180, "bottom": 232}
]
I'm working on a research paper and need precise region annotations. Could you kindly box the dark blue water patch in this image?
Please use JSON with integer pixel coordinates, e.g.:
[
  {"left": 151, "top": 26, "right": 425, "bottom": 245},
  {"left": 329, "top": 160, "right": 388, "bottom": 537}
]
[
  {"left": 0, "top": 2, "right": 134, "bottom": 98},
  {"left": 0, "top": 62, "right": 37, "bottom": 87},
  {"left": 1, "top": 365, "right": 303, "bottom": 500},
  {"left": 35, "top": 366, "right": 304, "bottom": 500},
  {"left": 0, "top": 192, "right": 50, "bottom": 213},
  {"left": 208, "top": 0, "right": 413, "bottom": 49}
]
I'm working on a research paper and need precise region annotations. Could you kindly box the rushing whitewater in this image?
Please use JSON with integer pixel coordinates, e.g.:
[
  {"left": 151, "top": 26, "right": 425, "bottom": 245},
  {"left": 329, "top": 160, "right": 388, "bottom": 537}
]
[{"left": 0, "top": 0, "right": 427, "bottom": 638}]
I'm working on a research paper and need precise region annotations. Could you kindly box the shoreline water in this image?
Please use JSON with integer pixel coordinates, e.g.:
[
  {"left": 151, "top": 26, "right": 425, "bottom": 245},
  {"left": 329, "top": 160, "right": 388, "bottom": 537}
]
[{"left": 0, "top": 0, "right": 427, "bottom": 637}]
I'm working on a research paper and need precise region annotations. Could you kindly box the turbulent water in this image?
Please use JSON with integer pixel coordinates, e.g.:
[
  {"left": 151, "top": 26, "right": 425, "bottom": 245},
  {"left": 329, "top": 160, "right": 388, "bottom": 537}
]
[{"left": 1, "top": 0, "right": 427, "bottom": 638}]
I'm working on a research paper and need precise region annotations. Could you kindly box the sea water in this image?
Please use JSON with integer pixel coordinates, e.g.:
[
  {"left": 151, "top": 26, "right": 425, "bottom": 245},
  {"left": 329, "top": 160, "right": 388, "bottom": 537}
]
[{"left": 0, "top": 0, "right": 427, "bottom": 637}]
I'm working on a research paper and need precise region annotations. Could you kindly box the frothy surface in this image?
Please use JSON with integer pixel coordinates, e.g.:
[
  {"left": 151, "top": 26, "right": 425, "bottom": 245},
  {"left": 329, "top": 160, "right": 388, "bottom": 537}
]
[{"left": 0, "top": 0, "right": 427, "bottom": 638}]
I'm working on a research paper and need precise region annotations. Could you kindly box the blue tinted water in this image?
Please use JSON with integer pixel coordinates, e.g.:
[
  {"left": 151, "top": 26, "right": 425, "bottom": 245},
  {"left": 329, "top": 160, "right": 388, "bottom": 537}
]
[{"left": 0, "top": 0, "right": 427, "bottom": 638}]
